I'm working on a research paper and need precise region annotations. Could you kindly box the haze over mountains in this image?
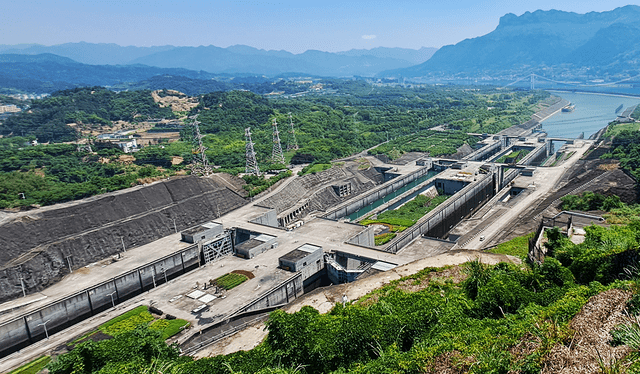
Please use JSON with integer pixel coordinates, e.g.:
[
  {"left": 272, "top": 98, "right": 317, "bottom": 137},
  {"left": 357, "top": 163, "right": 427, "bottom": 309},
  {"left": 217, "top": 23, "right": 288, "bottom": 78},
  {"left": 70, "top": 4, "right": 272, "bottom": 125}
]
[
  {"left": 0, "top": 43, "right": 436, "bottom": 77},
  {"left": 1, "top": 5, "right": 640, "bottom": 94},
  {"left": 384, "top": 5, "right": 640, "bottom": 77}
]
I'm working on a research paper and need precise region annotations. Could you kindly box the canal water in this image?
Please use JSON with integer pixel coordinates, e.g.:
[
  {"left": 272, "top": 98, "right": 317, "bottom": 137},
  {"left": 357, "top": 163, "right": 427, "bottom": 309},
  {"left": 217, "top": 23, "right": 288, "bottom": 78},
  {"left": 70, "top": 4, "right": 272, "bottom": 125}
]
[
  {"left": 346, "top": 171, "right": 439, "bottom": 221},
  {"left": 541, "top": 92, "right": 640, "bottom": 138}
]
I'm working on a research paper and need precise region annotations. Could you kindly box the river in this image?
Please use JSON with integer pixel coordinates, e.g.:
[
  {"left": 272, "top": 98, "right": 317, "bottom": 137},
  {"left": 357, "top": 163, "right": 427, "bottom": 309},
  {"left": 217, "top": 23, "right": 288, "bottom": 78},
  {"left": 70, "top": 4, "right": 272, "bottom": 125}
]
[{"left": 541, "top": 91, "right": 640, "bottom": 138}]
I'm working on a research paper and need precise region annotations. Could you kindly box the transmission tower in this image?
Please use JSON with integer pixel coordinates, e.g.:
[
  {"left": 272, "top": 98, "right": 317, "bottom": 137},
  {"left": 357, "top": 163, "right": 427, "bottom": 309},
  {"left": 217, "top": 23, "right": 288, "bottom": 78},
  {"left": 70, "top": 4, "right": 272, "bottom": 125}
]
[
  {"left": 245, "top": 127, "right": 260, "bottom": 175},
  {"left": 286, "top": 113, "right": 299, "bottom": 151},
  {"left": 531, "top": 74, "right": 536, "bottom": 90},
  {"left": 189, "top": 115, "right": 212, "bottom": 176},
  {"left": 271, "top": 118, "right": 285, "bottom": 165}
]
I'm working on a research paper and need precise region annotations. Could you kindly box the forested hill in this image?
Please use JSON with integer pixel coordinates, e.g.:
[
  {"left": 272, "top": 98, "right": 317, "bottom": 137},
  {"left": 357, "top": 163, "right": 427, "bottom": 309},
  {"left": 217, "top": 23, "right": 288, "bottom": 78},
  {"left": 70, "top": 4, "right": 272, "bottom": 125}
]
[
  {"left": 0, "top": 83, "right": 546, "bottom": 208},
  {"left": 0, "top": 87, "right": 174, "bottom": 142},
  {"left": 383, "top": 5, "right": 640, "bottom": 77},
  {"left": 189, "top": 83, "right": 545, "bottom": 168}
]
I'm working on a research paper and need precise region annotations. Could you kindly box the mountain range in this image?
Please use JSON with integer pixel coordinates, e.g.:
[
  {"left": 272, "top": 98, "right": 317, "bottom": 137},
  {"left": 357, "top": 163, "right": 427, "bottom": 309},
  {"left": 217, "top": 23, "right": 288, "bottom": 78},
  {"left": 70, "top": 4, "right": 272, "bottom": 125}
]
[
  {"left": 0, "top": 43, "right": 436, "bottom": 77},
  {"left": 383, "top": 5, "right": 640, "bottom": 77}
]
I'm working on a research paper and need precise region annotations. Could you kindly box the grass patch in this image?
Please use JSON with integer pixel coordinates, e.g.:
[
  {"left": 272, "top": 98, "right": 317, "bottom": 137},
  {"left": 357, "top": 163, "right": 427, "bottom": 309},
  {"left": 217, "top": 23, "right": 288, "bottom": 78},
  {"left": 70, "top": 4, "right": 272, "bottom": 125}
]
[
  {"left": 8, "top": 355, "right": 51, "bottom": 374},
  {"left": 150, "top": 318, "right": 191, "bottom": 339},
  {"left": 213, "top": 273, "right": 248, "bottom": 290},
  {"left": 374, "top": 233, "right": 396, "bottom": 246},
  {"left": 97, "top": 305, "right": 149, "bottom": 333},
  {"left": 299, "top": 163, "right": 332, "bottom": 175},
  {"left": 487, "top": 233, "right": 533, "bottom": 259},
  {"left": 362, "top": 194, "right": 450, "bottom": 235},
  {"left": 100, "top": 310, "right": 154, "bottom": 336},
  {"left": 606, "top": 121, "right": 640, "bottom": 138}
]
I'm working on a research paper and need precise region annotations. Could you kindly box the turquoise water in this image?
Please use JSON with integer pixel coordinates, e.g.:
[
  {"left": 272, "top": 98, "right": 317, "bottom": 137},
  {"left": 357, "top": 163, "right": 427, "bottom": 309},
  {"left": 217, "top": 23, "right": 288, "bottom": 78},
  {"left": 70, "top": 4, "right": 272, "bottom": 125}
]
[
  {"left": 541, "top": 92, "right": 640, "bottom": 138},
  {"left": 346, "top": 171, "right": 438, "bottom": 221}
]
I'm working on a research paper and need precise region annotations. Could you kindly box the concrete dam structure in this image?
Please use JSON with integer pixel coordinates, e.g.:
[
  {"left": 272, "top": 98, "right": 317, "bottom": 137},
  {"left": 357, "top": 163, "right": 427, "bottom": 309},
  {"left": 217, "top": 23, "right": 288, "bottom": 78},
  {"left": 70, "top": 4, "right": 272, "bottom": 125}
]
[{"left": 0, "top": 176, "right": 247, "bottom": 303}]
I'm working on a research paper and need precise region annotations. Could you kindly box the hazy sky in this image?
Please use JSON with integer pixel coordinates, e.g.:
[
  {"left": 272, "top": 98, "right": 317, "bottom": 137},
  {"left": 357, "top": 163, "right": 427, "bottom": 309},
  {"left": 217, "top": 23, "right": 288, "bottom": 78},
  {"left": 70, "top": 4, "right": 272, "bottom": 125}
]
[{"left": 2, "top": 1, "right": 639, "bottom": 53}]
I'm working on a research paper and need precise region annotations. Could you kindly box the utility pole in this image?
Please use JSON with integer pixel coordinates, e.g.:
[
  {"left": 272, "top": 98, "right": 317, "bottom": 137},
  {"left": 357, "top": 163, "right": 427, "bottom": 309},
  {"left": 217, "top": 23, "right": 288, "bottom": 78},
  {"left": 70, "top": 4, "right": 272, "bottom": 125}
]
[
  {"left": 171, "top": 218, "right": 177, "bottom": 234},
  {"left": 121, "top": 237, "right": 126, "bottom": 253},
  {"left": 161, "top": 267, "right": 168, "bottom": 284},
  {"left": 151, "top": 268, "right": 157, "bottom": 288}
]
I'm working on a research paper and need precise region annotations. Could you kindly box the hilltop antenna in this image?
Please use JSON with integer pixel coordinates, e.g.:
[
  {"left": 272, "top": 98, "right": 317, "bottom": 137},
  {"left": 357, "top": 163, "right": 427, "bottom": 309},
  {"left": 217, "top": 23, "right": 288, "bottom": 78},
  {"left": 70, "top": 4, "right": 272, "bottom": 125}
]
[
  {"left": 286, "top": 113, "right": 299, "bottom": 151},
  {"left": 271, "top": 118, "right": 285, "bottom": 165},
  {"left": 245, "top": 127, "right": 260, "bottom": 175},
  {"left": 189, "top": 114, "right": 212, "bottom": 176}
]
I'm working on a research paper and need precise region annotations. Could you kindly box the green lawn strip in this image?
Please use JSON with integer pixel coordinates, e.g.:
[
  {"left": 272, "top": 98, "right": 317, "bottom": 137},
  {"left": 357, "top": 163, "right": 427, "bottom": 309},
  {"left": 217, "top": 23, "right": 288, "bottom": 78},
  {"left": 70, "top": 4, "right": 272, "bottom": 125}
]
[
  {"left": 606, "top": 122, "right": 640, "bottom": 138},
  {"left": 97, "top": 305, "right": 149, "bottom": 333},
  {"left": 374, "top": 233, "right": 396, "bottom": 246},
  {"left": 150, "top": 318, "right": 191, "bottom": 339},
  {"left": 214, "top": 273, "right": 249, "bottom": 290},
  {"left": 486, "top": 233, "right": 534, "bottom": 260},
  {"left": 8, "top": 355, "right": 51, "bottom": 374},
  {"left": 362, "top": 195, "right": 450, "bottom": 245}
]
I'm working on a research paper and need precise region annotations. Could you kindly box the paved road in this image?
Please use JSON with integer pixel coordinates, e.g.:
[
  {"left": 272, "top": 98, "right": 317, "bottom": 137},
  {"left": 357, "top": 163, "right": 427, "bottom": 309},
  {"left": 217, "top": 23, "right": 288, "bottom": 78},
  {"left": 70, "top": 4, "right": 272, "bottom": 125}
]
[{"left": 462, "top": 140, "right": 592, "bottom": 250}]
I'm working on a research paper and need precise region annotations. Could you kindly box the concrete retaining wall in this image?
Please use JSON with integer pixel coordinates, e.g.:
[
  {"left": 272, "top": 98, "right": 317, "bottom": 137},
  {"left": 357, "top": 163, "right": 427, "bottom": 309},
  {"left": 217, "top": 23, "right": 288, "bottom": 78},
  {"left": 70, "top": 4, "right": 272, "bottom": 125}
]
[
  {"left": 232, "top": 273, "right": 303, "bottom": 315},
  {"left": 323, "top": 167, "right": 432, "bottom": 220},
  {"left": 383, "top": 173, "right": 495, "bottom": 253},
  {"left": 0, "top": 244, "right": 202, "bottom": 359},
  {"left": 463, "top": 141, "right": 502, "bottom": 161},
  {"left": 346, "top": 226, "right": 375, "bottom": 248}
]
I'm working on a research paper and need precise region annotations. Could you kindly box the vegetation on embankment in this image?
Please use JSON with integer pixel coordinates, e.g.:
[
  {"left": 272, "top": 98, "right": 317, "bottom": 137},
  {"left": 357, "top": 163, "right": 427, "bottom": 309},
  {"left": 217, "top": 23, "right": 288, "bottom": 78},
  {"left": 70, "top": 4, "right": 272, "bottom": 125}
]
[
  {"left": 360, "top": 194, "right": 450, "bottom": 245},
  {"left": 0, "top": 82, "right": 548, "bottom": 209},
  {"left": 0, "top": 141, "right": 187, "bottom": 208},
  {"left": 368, "top": 130, "right": 478, "bottom": 160},
  {"left": 44, "top": 216, "right": 640, "bottom": 373},
  {"left": 560, "top": 191, "right": 640, "bottom": 224},
  {"left": 602, "top": 129, "right": 640, "bottom": 180}
]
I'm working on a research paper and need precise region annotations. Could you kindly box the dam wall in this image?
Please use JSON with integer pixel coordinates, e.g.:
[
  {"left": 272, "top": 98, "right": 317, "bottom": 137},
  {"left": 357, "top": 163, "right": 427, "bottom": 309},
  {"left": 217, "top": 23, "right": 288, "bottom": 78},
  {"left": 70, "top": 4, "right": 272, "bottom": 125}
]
[
  {"left": 0, "top": 177, "right": 247, "bottom": 303},
  {"left": 323, "top": 167, "right": 433, "bottom": 220}
]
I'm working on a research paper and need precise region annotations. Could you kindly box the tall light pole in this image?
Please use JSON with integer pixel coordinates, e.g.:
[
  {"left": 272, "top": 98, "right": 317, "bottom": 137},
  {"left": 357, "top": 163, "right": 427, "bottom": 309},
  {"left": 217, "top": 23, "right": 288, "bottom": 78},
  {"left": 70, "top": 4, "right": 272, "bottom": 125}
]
[
  {"left": 107, "top": 291, "right": 117, "bottom": 308},
  {"left": 18, "top": 275, "right": 26, "bottom": 298},
  {"left": 65, "top": 255, "right": 73, "bottom": 273},
  {"left": 38, "top": 320, "right": 50, "bottom": 339},
  {"left": 121, "top": 237, "right": 126, "bottom": 252},
  {"left": 171, "top": 218, "right": 177, "bottom": 233}
]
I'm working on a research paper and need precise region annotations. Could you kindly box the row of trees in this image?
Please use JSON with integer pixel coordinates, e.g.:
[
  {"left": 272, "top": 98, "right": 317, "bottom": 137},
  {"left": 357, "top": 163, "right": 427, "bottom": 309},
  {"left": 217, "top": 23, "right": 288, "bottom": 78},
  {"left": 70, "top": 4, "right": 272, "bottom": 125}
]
[{"left": 46, "top": 215, "right": 640, "bottom": 373}]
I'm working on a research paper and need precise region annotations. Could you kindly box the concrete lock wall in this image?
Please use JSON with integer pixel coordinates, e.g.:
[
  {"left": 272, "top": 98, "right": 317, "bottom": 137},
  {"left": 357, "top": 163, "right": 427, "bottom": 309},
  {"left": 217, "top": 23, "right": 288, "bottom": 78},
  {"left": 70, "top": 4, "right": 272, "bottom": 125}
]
[
  {"left": 0, "top": 243, "right": 202, "bottom": 359},
  {"left": 519, "top": 144, "right": 548, "bottom": 166},
  {"left": 324, "top": 167, "right": 432, "bottom": 220},
  {"left": 384, "top": 173, "right": 495, "bottom": 253},
  {"left": 464, "top": 141, "right": 502, "bottom": 161},
  {"left": 234, "top": 273, "right": 303, "bottom": 314},
  {"left": 346, "top": 226, "right": 375, "bottom": 248},
  {"left": 249, "top": 209, "right": 278, "bottom": 228}
]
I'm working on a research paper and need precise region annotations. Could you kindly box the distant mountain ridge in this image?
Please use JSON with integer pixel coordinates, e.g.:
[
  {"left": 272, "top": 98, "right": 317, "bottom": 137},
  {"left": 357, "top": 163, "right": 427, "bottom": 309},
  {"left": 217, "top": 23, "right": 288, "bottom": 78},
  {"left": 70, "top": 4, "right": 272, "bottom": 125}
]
[
  {"left": 382, "top": 5, "right": 640, "bottom": 77},
  {"left": 0, "top": 42, "right": 435, "bottom": 77},
  {"left": 0, "top": 53, "right": 217, "bottom": 94}
]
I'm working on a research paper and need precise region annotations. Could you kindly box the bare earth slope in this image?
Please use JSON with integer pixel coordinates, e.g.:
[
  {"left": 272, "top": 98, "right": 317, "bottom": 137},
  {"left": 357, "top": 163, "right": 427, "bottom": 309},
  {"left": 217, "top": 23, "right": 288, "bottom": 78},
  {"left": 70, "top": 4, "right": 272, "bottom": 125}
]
[{"left": 0, "top": 176, "right": 247, "bottom": 302}]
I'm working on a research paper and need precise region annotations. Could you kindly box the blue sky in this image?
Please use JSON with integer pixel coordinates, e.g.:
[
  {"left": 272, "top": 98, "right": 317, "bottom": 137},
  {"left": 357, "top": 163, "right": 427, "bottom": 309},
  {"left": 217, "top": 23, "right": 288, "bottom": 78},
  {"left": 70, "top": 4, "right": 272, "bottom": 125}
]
[{"left": 2, "top": 0, "right": 639, "bottom": 53}]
